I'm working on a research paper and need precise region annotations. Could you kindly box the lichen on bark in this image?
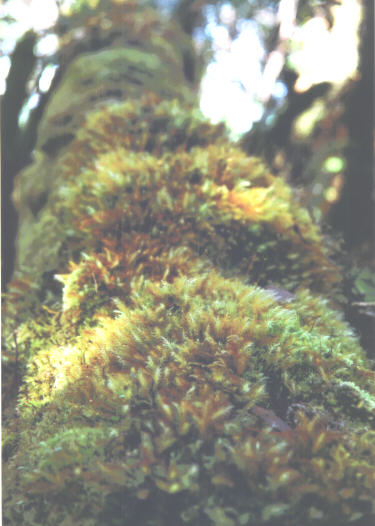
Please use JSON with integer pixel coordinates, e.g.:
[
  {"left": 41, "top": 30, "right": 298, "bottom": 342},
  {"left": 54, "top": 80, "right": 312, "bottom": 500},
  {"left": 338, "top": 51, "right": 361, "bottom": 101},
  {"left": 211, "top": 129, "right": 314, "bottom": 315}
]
[{"left": 3, "top": 1, "right": 375, "bottom": 525}]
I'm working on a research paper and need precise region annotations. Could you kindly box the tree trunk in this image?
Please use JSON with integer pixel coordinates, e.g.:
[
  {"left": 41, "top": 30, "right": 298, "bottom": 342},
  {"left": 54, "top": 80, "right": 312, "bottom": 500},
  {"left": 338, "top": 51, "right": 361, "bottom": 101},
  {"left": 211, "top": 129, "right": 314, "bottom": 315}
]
[
  {"left": 1, "top": 31, "right": 37, "bottom": 289},
  {"left": 3, "top": 2, "right": 375, "bottom": 525}
]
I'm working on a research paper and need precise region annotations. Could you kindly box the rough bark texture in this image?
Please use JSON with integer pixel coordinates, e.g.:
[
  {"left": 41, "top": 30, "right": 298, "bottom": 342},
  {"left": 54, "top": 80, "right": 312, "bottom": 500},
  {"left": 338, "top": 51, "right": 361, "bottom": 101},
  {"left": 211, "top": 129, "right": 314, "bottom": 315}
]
[{"left": 3, "top": 2, "right": 375, "bottom": 525}]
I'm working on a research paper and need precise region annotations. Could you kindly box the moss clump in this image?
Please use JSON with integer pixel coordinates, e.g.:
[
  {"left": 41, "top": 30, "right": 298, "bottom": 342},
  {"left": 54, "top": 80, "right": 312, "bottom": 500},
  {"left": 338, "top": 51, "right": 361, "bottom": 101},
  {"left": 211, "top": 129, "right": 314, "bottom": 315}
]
[
  {"left": 13, "top": 94, "right": 339, "bottom": 321},
  {"left": 4, "top": 273, "right": 375, "bottom": 525}
]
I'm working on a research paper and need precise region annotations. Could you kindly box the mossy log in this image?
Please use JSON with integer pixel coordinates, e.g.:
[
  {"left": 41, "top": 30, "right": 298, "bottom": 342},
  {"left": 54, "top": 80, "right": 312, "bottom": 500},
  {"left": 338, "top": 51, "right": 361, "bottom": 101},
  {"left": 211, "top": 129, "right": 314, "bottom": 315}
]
[{"left": 3, "top": 2, "right": 375, "bottom": 525}]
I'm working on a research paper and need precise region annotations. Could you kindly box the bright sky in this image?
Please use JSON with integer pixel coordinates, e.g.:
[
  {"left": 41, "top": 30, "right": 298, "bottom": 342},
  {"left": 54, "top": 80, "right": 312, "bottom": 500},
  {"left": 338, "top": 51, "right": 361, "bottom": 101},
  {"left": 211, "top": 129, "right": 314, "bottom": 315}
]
[
  {"left": 200, "top": 15, "right": 266, "bottom": 136},
  {"left": 0, "top": 0, "right": 361, "bottom": 136},
  {"left": 289, "top": 0, "right": 361, "bottom": 92}
]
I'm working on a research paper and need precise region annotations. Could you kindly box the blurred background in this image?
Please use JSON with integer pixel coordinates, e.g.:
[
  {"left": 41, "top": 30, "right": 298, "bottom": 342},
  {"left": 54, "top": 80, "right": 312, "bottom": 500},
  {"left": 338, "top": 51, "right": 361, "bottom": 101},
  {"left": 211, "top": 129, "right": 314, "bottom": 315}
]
[{"left": 1, "top": 0, "right": 374, "bottom": 347}]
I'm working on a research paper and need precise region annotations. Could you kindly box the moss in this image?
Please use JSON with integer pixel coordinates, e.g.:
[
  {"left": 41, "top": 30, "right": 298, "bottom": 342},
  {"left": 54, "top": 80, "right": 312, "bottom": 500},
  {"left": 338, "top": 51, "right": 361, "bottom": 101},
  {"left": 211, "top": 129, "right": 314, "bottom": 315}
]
[
  {"left": 37, "top": 47, "right": 192, "bottom": 154},
  {"left": 4, "top": 2, "right": 375, "bottom": 524},
  {"left": 13, "top": 95, "right": 340, "bottom": 317},
  {"left": 4, "top": 273, "right": 375, "bottom": 524}
]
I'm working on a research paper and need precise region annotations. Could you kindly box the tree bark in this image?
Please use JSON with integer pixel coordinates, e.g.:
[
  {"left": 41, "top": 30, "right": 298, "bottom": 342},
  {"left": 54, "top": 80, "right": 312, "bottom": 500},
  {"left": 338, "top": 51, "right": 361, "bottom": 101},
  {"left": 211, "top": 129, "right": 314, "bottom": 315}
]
[{"left": 1, "top": 31, "right": 37, "bottom": 289}]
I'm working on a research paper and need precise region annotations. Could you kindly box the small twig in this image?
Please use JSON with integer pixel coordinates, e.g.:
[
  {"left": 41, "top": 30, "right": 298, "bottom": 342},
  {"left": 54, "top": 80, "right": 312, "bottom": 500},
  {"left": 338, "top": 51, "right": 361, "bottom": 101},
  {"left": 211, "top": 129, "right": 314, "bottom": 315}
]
[{"left": 351, "top": 302, "right": 375, "bottom": 307}]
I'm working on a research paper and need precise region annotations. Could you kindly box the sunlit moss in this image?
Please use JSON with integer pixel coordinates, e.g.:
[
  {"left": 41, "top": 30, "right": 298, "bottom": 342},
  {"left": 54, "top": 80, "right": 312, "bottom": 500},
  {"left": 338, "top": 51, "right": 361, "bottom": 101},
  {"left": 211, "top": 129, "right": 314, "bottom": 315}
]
[
  {"left": 3, "top": 2, "right": 375, "bottom": 525},
  {"left": 13, "top": 94, "right": 341, "bottom": 312},
  {"left": 5, "top": 274, "right": 375, "bottom": 525}
]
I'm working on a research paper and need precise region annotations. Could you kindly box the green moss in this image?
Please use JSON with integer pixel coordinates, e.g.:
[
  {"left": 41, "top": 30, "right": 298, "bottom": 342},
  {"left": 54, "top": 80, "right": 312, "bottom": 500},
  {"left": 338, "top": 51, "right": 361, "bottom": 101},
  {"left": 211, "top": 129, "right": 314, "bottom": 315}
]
[
  {"left": 4, "top": 4, "right": 375, "bottom": 524},
  {"left": 4, "top": 273, "right": 375, "bottom": 525},
  {"left": 37, "top": 47, "right": 191, "bottom": 154},
  {"left": 13, "top": 96, "right": 340, "bottom": 316}
]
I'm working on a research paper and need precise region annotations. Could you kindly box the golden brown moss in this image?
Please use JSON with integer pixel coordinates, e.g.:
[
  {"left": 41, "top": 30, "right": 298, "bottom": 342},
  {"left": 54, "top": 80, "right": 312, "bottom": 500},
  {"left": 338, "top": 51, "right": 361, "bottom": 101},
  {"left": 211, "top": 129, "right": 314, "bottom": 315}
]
[
  {"left": 3, "top": 8, "right": 375, "bottom": 524},
  {"left": 4, "top": 273, "right": 375, "bottom": 525}
]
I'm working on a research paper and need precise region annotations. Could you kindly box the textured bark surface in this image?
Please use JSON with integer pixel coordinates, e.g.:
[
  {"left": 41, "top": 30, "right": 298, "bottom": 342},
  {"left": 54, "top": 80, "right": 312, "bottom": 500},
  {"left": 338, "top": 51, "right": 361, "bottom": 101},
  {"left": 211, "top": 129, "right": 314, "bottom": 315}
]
[{"left": 3, "top": 2, "right": 375, "bottom": 525}]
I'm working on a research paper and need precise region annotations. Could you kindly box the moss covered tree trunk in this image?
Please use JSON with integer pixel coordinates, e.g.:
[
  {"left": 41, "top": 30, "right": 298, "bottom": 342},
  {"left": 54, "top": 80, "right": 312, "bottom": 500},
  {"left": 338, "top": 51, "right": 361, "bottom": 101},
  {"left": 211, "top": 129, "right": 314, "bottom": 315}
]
[{"left": 3, "top": 1, "right": 375, "bottom": 525}]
